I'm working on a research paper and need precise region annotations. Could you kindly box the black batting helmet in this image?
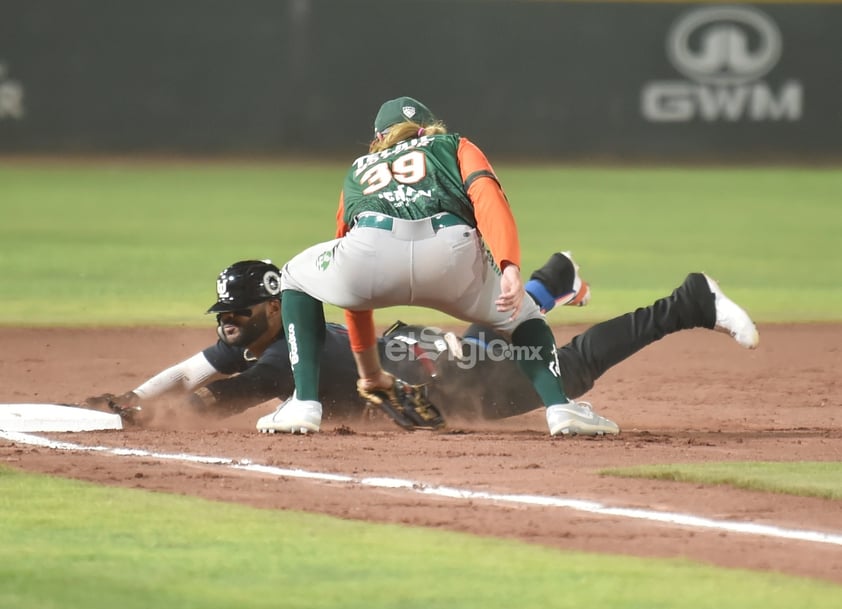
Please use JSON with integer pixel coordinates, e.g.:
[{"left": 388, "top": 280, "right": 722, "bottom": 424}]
[{"left": 207, "top": 260, "right": 282, "bottom": 314}]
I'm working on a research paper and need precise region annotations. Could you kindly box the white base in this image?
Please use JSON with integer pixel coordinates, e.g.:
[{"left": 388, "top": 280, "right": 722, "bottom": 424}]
[{"left": 0, "top": 403, "right": 123, "bottom": 432}]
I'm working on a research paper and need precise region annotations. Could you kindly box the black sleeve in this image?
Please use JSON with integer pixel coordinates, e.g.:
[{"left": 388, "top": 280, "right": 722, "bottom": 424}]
[
  {"left": 202, "top": 340, "right": 251, "bottom": 375},
  {"left": 203, "top": 362, "right": 291, "bottom": 415},
  {"left": 198, "top": 333, "right": 293, "bottom": 415},
  {"left": 200, "top": 324, "right": 367, "bottom": 419}
]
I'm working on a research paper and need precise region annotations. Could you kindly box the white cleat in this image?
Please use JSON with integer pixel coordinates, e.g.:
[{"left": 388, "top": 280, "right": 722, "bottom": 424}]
[
  {"left": 556, "top": 251, "right": 591, "bottom": 307},
  {"left": 546, "top": 401, "right": 619, "bottom": 436},
  {"left": 704, "top": 274, "right": 760, "bottom": 349},
  {"left": 256, "top": 397, "right": 322, "bottom": 434}
]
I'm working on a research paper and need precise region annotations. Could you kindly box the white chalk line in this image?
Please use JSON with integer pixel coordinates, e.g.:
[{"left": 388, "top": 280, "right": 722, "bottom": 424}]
[{"left": 3, "top": 430, "right": 841, "bottom": 547}]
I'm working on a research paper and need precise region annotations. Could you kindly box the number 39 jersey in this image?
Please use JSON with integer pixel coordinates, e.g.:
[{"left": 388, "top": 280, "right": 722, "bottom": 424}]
[{"left": 338, "top": 133, "right": 485, "bottom": 227}]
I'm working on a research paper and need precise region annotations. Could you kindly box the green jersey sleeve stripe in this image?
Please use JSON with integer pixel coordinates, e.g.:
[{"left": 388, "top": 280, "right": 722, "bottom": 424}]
[{"left": 463, "top": 169, "right": 499, "bottom": 191}]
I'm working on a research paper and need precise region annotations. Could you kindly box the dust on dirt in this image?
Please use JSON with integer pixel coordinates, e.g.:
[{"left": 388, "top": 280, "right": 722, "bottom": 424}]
[{"left": 1, "top": 323, "right": 841, "bottom": 584}]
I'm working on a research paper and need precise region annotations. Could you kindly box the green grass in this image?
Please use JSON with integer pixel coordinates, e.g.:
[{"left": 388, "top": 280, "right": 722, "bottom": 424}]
[
  {"left": 1, "top": 162, "right": 343, "bottom": 325},
  {"left": 602, "top": 461, "right": 842, "bottom": 500},
  {"left": 2, "top": 161, "right": 842, "bottom": 603},
  {"left": 502, "top": 166, "right": 842, "bottom": 323},
  {"left": 2, "top": 161, "right": 841, "bottom": 325},
  {"left": 1, "top": 465, "right": 839, "bottom": 608}
]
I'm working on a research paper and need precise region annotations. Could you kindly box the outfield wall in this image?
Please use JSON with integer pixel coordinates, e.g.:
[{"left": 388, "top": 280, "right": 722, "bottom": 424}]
[{"left": 0, "top": 1, "right": 839, "bottom": 161}]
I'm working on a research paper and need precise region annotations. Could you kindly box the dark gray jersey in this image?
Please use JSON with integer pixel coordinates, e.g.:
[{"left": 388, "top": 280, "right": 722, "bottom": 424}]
[{"left": 201, "top": 323, "right": 361, "bottom": 417}]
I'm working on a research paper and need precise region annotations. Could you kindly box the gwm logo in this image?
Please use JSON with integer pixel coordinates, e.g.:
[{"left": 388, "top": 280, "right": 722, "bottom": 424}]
[{"left": 641, "top": 6, "right": 802, "bottom": 122}]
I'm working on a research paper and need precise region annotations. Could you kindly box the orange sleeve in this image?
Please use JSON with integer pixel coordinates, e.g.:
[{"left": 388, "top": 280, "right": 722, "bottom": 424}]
[
  {"left": 335, "top": 191, "right": 351, "bottom": 238},
  {"left": 345, "top": 309, "right": 377, "bottom": 352},
  {"left": 456, "top": 137, "right": 521, "bottom": 269}
]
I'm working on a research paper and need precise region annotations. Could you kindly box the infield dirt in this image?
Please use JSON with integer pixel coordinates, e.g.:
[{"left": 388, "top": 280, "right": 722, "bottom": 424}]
[{"left": 1, "top": 323, "right": 841, "bottom": 584}]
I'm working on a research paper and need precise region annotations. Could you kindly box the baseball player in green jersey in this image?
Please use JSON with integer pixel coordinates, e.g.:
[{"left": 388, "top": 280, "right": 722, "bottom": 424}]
[{"left": 257, "top": 96, "right": 620, "bottom": 436}]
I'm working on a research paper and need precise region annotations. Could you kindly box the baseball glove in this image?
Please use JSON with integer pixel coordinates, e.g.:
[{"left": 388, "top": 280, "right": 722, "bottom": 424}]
[
  {"left": 357, "top": 377, "right": 445, "bottom": 431},
  {"left": 83, "top": 391, "right": 143, "bottom": 425}
]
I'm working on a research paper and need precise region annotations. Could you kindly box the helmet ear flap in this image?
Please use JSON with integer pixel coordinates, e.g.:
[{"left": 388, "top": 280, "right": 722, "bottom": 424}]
[{"left": 216, "top": 323, "right": 226, "bottom": 343}]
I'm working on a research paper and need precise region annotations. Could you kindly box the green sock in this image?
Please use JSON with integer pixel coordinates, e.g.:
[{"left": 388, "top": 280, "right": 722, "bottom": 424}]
[
  {"left": 511, "top": 318, "right": 569, "bottom": 406},
  {"left": 280, "top": 290, "right": 326, "bottom": 402}
]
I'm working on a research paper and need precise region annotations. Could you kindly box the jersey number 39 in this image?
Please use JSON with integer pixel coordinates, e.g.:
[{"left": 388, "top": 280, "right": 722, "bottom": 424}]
[{"left": 360, "top": 150, "right": 427, "bottom": 195}]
